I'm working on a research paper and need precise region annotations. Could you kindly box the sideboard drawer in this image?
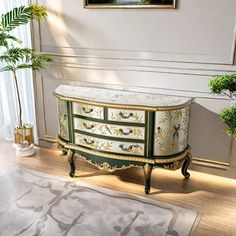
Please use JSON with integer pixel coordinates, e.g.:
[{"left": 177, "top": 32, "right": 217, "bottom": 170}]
[
  {"left": 73, "top": 103, "right": 104, "bottom": 120},
  {"left": 108, "top": 108, "right": 145, "bottom": 124},
  {"left": 75, "top": 133, "right": 145, "bottom": 156},
  {"left": 74, "top": 118, "right": 145, "bottom": 140}
]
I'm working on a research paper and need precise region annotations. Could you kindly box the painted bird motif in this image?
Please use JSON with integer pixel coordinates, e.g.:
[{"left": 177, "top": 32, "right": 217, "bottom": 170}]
[{"left": 173, "top": 124, "right": 181, "bottom": 140}]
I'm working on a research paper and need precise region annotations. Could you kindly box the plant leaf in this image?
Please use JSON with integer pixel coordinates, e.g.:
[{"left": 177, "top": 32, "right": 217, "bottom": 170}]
[
  {"left": 16, "top": 64, "right": 32, "bottom": 70},
  {"left": 1, "top": 4, "right": 48, "bottom": 32},
  {"left": 0, "top": 33, "right": 22, "bottom": 47},
  {"left": 1, "top": 6, "right": 31, "bottom": 32},
  {"left": 0, "top": 65, "right": 14, "bottom": 72},
  {"left": 31, "top": 53, "right": 53, "bottom": 70}
]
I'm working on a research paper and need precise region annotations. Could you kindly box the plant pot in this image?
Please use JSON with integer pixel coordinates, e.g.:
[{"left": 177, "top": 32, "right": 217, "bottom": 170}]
[
  {"left": 14, "top": 124, "right": 34, "bottom": 147},
  {"left": 15, "top": 143, "right": 35, "bottom": 157}
]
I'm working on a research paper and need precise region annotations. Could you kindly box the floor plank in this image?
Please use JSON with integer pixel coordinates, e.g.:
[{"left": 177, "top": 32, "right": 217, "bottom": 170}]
[{"left": 0, "top": 141, "right": 236, "bottom": 236}]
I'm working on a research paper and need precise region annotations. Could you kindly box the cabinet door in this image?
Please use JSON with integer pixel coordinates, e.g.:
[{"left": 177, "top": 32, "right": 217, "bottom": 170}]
[
  {"left": 58, "top": 100, "right": 69, "bottom": 141},
  {"left": 154, "top": 107, "right": 190, "bottom": 156}
]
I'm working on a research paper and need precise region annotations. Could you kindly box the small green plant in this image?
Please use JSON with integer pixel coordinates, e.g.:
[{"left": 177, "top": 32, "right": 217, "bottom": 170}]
[
  {"left": 0, "top": 4, "right": 52, "bottom": 128},
  {"left": 209, "top": 74, "right": 236, "bottom": 139}
]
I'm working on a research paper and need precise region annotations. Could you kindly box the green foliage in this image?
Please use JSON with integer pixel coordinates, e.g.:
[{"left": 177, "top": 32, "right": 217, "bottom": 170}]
[
  {"left": 209, "top": 74, "right": 236, "bottom": 94},
  {"left": 220, "top": 106, "right": 236, "bottom": 138},
  {"left": 0, "top": 33, "right": 22, "bottom": 47},
  {"left": 0, "top": 4, "right": 52, "bottom": 127},
  {"left": 209, "top": 74, "right": 236, "bottom": 139},
  {"left": 0, "top": 4, "right": 52, "bottom": 73},
  {"left": 0, "top": 4, "right": 47, "bottom": 32},
  {"left": 1, "top": 6, "right": 31, "bottom": 32},
  {"left": 0, "top": 48, "right": 31, "bottom": 65},
  {"left": 28, "top": 4, "right": 48, "bottom": 21},
  {"left": 0, "top": 48, "right": 52, "bottom": 72}
]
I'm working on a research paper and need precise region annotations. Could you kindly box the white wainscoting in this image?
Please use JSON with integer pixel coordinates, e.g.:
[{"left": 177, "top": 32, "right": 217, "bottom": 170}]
[{"left": 32, "top": 0, "right": 236, "bottom": 173}]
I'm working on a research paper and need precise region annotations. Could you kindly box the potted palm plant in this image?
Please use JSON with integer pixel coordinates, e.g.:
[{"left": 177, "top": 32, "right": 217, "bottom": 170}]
[
  {"left": 0, "top": 4, "right": 52, "bottom": 154},
  {"left": 209, "top": 74, "right": 236, "bottom": 139}
]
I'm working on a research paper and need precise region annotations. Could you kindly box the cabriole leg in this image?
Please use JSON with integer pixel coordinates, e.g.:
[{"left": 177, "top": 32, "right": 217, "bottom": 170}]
[
  {"left": 181, "top": 153, "right": 192, "bottom": 179},
  {"left": 67, "top": 149, "right": 75, "bottom": 177},
  {"left": 143, "top": 164, "right": 153, "bottom": 195}
]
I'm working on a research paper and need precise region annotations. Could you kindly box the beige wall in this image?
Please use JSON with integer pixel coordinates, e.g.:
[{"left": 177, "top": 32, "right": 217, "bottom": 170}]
[{"left": 33, "top": 0, "right": 236, "bottom": 176}]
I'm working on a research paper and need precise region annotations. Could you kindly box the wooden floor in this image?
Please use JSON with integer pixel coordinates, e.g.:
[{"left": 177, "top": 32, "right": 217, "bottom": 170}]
[{"left": 1, "top": 141, "right": 236, "bottom": 236}]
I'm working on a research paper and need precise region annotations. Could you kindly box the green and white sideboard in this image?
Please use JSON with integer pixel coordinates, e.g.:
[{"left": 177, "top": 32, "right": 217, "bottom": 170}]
[{"left": 54, "top": 85, "right": 193, "bottom": 194}]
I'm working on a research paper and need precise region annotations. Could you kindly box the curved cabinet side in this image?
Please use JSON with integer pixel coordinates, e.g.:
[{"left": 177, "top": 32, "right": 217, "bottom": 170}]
[
  {"left": 57, "top": 99, "right": 69, "bottom": 141},
  {"left": 154, "top": 106, "right": 190, "bottom": 156}
]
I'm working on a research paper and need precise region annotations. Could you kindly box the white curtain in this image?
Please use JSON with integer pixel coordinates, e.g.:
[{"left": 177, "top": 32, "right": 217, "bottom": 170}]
[{"left": 0, "top": 0, "right": 37, "bottom": 142}]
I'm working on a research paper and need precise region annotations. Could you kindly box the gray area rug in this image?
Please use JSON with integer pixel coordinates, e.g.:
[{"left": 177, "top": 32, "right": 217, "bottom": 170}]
[{"left": 0, "top": 168, "right": 200, "bottom": 236}]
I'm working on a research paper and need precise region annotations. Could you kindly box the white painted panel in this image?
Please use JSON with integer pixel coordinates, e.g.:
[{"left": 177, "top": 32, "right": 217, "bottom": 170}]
[
  {"left": 39, "top": 0, "right": 236, "bottom": 63},
  {"left": 42, "top": 78, "right": 62, "bottom": 137},
  {"left": 189, "top": 99, "right": 232, "bottom": 163},
  {"left": 43, "top": 64, "right": 212, "bottom": 93},
  {"left": 154, "top": 107, "right": 190, "bottom": 156},
  {"left": 34, "top": 0, "right": 236, "bottom": 172},
  {"left": 42, "top": 52, "right": 236, "bottom": 73}
]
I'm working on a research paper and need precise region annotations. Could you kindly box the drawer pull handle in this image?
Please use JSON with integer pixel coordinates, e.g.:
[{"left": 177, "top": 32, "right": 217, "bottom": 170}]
[
  {"left": 118, "top": 112, "right": 133, "bottom": 119},
  {"left": 119, "top": 144, "right": 142, "bottom": 152},
  {"left": 82, "top": 107, "right": 94, "bottom": 114},
  {"left": 119, "top": 128, "right": 133, "bottom": 136},
  {"left": 83, "top": 123, "right": 95, "bottom": 130},
  {"left": 83, "top": 138, "right": 95, "bottom": 145}
]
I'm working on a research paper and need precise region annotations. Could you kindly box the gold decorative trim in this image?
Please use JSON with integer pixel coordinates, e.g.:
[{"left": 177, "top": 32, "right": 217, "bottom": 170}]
[
  {"left": 57, "top": 137, "right": 190, "bottom": 164},
  {"left": 84, "top": 0, "right": 176, "bottom": 9},
  {"left": 75, "top": 153, "right": 138, "bottom": 172},
  {"left": 53, "top": 92, "right": 192, "bottom": 112},
  {"left": 163, "top": 160, "right": 182, "bottom": 170}
]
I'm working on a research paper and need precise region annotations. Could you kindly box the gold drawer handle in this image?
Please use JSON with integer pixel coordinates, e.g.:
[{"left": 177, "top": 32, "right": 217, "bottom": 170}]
[
  {"left": 83, "top": 123, "right": 95, "bottom": 130},
  {"left": 119, "top": 128, "right": 133, "bottom": 136},
  {"left": 119, "top": 144, "right": 142, "bottom": 152},
  {"left": 82, "top": 107, "right": 94, "bottom": 114},
  {"left": 83, "top": 138, "right": 95, "bottom": 145},
  {"left": 118, "top": 112, "right": 133, "bottom": 119}
]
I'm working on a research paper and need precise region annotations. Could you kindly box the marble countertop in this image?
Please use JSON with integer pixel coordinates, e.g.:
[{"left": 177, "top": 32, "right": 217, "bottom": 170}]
[{"left": 55, "top": 85, "right": 192, "bottom": 108}]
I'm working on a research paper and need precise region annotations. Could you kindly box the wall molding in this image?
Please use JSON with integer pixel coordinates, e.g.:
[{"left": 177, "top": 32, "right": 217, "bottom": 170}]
[
  {"left": 49, "top": 59, "right": 236, "bottom": 77},
  {"left": 230, "top": 22, "right": 236, "bottom": 64},
  {"left": 42, "top": 75, "right": 231, "bottom": 101},
  {"left": 50, "top": 56, "right": 236, "bottom": 72},
  {"left": 42, "top": 33, "right": 236, "bottom": 65},
  {"left": 42, "top": 48, "right": 236, "bottom": 75}
]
